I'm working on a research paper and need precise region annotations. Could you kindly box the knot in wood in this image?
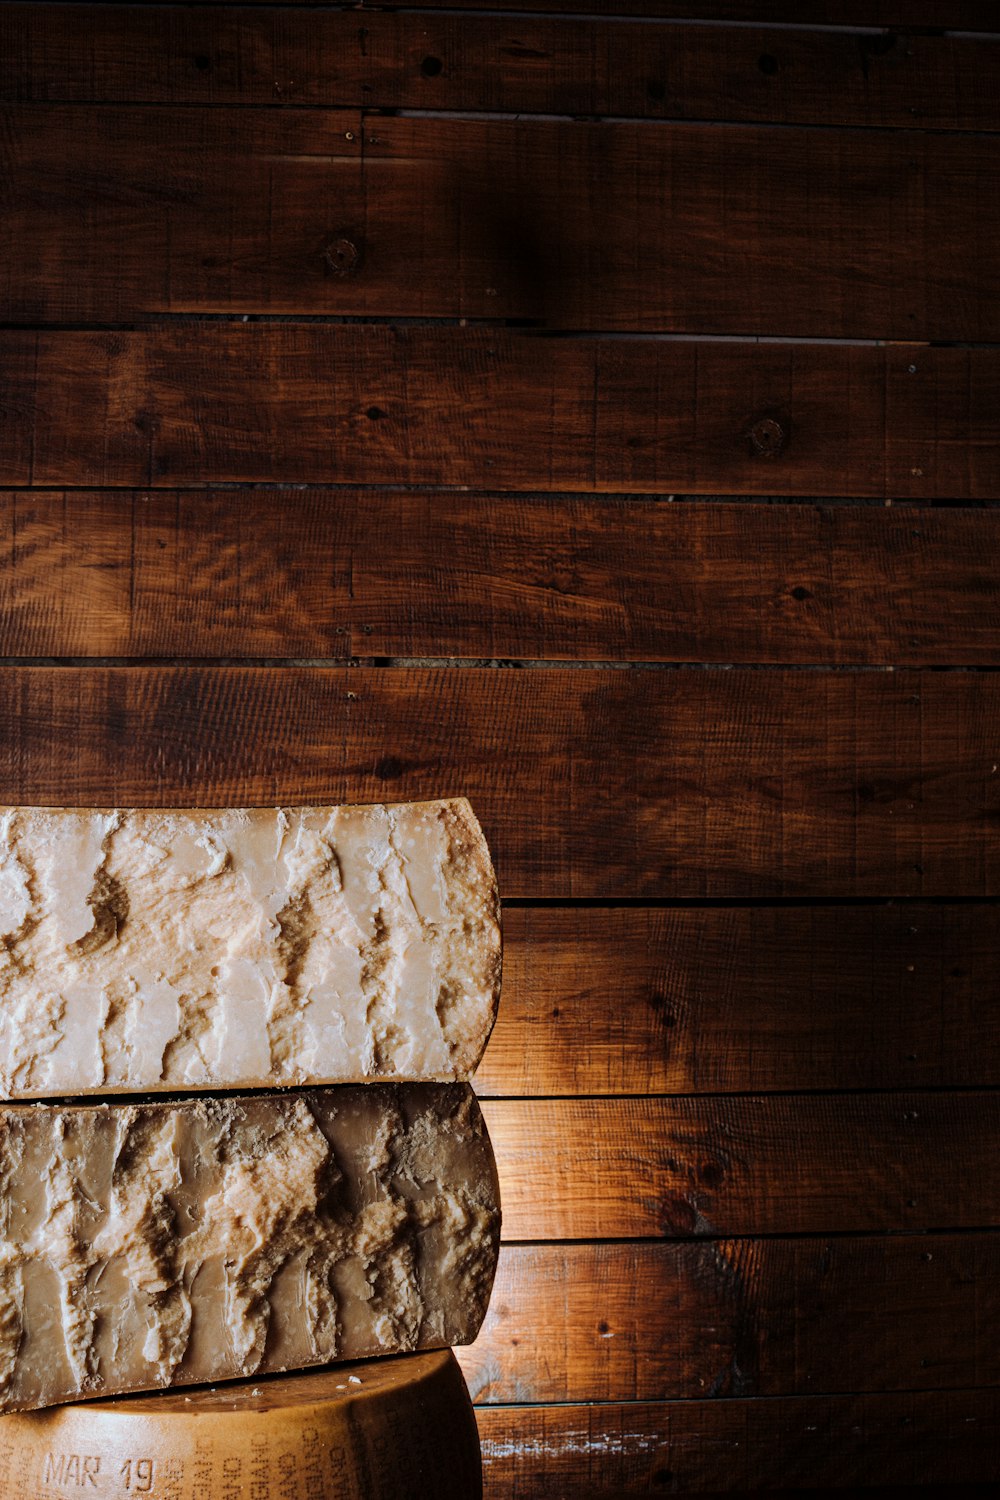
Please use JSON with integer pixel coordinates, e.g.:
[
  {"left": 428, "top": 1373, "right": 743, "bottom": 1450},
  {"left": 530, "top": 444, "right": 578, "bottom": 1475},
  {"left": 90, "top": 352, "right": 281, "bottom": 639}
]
[
  {"left": 746, "top": 414, "right": 788, "bottom": 458},
  {"left": 323, "top": 234, "right": 363, "bottom": 278}
]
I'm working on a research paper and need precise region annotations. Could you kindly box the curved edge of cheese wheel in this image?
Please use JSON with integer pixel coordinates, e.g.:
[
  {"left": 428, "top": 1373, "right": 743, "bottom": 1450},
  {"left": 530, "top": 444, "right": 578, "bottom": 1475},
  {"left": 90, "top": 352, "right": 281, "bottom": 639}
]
[
  {"left": 0, "top": 1352, "right": 484, "bottom": 1500},
  {"left": 0, "top": 797, "right": 502, "bottom": 1098},
  {"left": 440, "top": 796, "right": 502, "bottom": 1079}
]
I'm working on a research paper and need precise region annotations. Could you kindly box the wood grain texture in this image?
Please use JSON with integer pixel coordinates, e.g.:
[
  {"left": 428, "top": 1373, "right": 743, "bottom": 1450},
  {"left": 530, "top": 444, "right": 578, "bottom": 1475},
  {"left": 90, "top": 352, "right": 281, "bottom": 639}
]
[
  {"left": 0, "top": 105, "right": 364, "bottom": 322},
  {"left": 5, "top": 109, "right": 1000, "bottom": 337},
  {"left": 476, "top": 1391, "right": 1000, "bottom": 1494},
  {"left": 0, "top": 491, "right": 355, "bottom": 661},
  {"left": 357, "top": 117, "right": 1000, "bottom": 338},
  {"left": 4, "top": 9, "right": 999, "bottom": 131},
  {"left": 4, "top": 493, "right": 1000, "bottom": 666},
  {"left": 395, "top": 0, "right": 1000, "bottom": 22},
  {"left": 485, "top": 1093, "right": 1000, "bottom": 1240},
  {"left": 2, "top": 331, "right": 998, "bottom": 498},
  {"left": 460, "top": 1235, "right": 1000, "bottom": 1402},
  {"left": 2, "top": 666, "right": 999, "bottom": 899},
  {"left": 481, "top": 906, "right": 1000, "bottom": 1095}
]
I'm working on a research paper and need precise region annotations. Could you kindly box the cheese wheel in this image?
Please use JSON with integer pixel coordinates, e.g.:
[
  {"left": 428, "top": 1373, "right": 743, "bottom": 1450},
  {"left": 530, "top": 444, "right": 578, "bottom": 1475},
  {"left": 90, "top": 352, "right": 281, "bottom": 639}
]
[{"left": 0, "top": 1352, "right": 483, "bottom": 1499}]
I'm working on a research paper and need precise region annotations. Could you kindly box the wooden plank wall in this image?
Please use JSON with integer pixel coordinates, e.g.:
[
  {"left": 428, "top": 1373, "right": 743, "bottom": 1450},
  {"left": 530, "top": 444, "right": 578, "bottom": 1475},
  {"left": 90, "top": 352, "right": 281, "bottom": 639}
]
[{"left": 2, "top": 5, "right": 999, "bottom": 1495}]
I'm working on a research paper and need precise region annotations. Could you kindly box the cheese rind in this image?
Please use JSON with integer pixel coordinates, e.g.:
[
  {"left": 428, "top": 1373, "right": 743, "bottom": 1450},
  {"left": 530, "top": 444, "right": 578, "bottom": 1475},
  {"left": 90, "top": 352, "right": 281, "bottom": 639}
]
[
  {"left": 0, "top": 1351, "right": 484, "bottom": 1499},
  {"left": 0, "top": 1084, "right": 500, "bottom": 1412},
  {"left": 0, "top": 799, "right": 500, "bottom": 1097}
]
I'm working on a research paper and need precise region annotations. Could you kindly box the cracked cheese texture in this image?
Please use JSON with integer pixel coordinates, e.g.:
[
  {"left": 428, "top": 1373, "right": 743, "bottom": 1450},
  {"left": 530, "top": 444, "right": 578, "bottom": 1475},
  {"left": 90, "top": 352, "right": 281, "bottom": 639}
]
[
  {"left": 0, "top": 1084, "right": 500, "bottom": 1411},
  {"left": 0, "top": 799, "right": 501, "bottom": 1098}
]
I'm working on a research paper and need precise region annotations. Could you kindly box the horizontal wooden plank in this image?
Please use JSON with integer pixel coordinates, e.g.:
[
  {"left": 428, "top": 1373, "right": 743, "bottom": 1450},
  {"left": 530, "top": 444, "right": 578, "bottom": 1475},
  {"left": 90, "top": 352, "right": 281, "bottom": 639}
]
[
  {"left": 484, "top": 1490, "right": 998, "bottom": 1500},
  {"left": 132, "top": 0, "right": 990, "bottom": 26},
  {"left": 476, "top": 1391, "right": 1000, "bottom": 1494},
  {"left": 4, "top": 493, "right": 1000, "bottom": 666},
  {"left": 1, "top": 331, "right": 997, "bottom": 498},
  {"left": 481, "top": 906, "right": 1000, "bottom": 1095},
  {"left": 396, "top": 1, "right": 1000, "bottom": 23},
  {"left": 0, "top": 106, "right": 363, "bottom": 322},
  {"left": 4, "top": 109, "right": 1000, "bottom": 338},
  {"left": 459, "top": 1235, "right": 1000, "bottom": 1402},
  {"left": 0, "top": 491, "right": 354, "bottom": 661},
  {"left": 485, "top": 1093, "right": 1000, "bottom": 1240},
  {"left": 4, "top": 8, "right": 998, "bottom": 131},
  {"left": 1, "top": 666, "right": 998, "bottom": 898},
  {"left": 358, "top": 117, "right": 1000, "bottom": 339}
]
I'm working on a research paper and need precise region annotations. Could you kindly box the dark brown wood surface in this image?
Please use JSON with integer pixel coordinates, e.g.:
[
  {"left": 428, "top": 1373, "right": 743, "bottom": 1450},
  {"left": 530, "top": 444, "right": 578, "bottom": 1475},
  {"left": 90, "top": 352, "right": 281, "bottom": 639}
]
[
  {"left": 2, "top": 331, "right": 999, "bottom": 498},
  {"left": 4, "top": 108, "right": 1000, "bottom": 337},
  {"left": 1, "top": 666, "right": 996, "bottom": 899},
  {"left": 357, "top": 118, "right": 1000, "bottom": 339},
  {"left": 3, "top": 492, "right": 998, "bottom": 666},
  {"left": 484, "top": 1093, "right": 1000, "bottom": 1239},
  {"left": 392, "top": 0, "right": 1000, "bottom": 21},
  {"left": 3, "top": 4, "right": 997, "bottom": 1493},
  {"left": 395, "top": 1, "right": 998, "bottom": 22},
  {"left": 0, "top": 106, "right": 363, "bottom": 322},
  {"left": 5, "top": 9, "right": 999, "bottom": 131},
  {"left": 136, "top": 0, "right": 1000, "bottom": 25},
  {"left": 482, "top": 906, "right": 1000, "bottom": 1095},
  {"left": 476, "top": 1391, "right": 1000, "bottom": 1493},
  {"left": 460, "top": 1235, "right": 1000, "bottom": 1401}
]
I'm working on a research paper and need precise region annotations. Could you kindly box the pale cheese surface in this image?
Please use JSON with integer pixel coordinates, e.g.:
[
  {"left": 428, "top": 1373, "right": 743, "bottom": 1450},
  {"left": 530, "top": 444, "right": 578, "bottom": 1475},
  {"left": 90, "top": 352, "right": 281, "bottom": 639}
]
[{"left": 0, "top": 799, "right": 500, "bottom": 1097}]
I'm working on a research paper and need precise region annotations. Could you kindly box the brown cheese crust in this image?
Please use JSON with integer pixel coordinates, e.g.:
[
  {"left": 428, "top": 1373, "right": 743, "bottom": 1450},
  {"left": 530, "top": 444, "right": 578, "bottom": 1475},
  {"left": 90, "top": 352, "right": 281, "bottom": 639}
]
[
  {"left": 0, "top": 799, "right": 501, "bottom": 1098},
  {"left": 0, "top": 1352, "right": 484, "bottom": 1499}
]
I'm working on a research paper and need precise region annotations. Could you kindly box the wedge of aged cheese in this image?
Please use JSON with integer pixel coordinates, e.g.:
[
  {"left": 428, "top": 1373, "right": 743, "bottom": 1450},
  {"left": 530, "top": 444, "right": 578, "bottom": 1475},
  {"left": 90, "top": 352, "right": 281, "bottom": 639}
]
[
  {"left": 0, "top": 799, "right": 500, "bottom": 1098},
  {"left": 0, "top": 1351, "right": 483, "bottom": 1499},
  {"left": 0, "top": 1084, "right": 500, "bottom": 1412}
]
